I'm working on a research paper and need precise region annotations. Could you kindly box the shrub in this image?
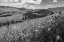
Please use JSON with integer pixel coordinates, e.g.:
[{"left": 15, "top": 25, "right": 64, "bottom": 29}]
[{"left": 29, "top": 15, "right": 64, "bottom": 42}]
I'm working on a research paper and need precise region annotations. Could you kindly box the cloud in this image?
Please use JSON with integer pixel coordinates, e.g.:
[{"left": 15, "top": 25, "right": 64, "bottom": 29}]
[
  {"left": 0, "top": 0, "right": 42, "bottom": 4},
  {"left": 46, "top": 5, "right": 53, "bottom": 6},
  {"left": 26, "top": 5, "right": 35, "bottom": 9},
  {"left": 49, "top": 0, "right": 58, "bottom": 3},
  {"left": 53, "top": 0, "right": 58, "bottom": 2},
  {"left": 21, "top": 0, "right": 42, "bottom": 4},
  {"left": 0, "top": 0, "right": 42, "bottom": 9},
  {"left": 44, "top": 5, "right": 53, "bottom": 9},
  {"left": 0, "top": 3, "right": 25, "bottom": 7}
]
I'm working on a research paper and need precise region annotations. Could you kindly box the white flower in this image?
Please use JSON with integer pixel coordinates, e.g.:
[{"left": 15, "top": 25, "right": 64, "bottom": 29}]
[{"left": 56, "top": 36, "right": 60, "bottom": 40}]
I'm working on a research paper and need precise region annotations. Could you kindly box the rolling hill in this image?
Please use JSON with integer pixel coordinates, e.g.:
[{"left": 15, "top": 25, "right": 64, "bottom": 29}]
[
  {"left": 0, "top": 13, "right": 63, "bottom": 42},
  {"left": 0, "top": 5, "right": 64, "bottom": 42},
  {"left": 48, "top": 6, "right": 64, "bottom": 13}
]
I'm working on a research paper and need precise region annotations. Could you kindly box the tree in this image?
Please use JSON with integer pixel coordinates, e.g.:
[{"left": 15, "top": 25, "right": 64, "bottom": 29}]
[
  {"left": 59, "top": 12, "right": 62, "bottom": 14},
  {"left": 50, "top": 12, "right": 54, "bottom": 15}
]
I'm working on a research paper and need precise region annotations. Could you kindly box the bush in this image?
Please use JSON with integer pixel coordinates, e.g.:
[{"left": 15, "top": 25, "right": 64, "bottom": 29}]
[
  {"left": 29, "top": 15, "right": 64, "bottom": 42},
  {"left": 22, "top": 9, "right": 51, "bottom": 21}
]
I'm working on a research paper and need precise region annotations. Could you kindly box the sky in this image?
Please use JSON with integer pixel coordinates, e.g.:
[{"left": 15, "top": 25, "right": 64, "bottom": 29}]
[{"left": 0, "top": 0, "right": 64, "bottom": 9}]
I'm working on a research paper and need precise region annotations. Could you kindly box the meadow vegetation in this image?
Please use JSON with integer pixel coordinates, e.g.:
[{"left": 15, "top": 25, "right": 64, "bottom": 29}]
[{"left": 0, "top": 6, "right": 64, "bottom": 42}]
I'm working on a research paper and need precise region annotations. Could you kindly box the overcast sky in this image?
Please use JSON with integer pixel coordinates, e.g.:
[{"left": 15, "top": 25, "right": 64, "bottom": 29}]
[{"left": 0, "top": 0, "right": 64, "bottom": 9}]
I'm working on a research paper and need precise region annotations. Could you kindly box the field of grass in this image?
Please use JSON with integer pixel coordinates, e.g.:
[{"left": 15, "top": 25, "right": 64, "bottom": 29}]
[
  {"left": 0, "top": 6, "right": 27, "bottom": 26},
  {"left": 0, "top": 6, "right": 64, "bottom": 42},
  {"left": 0, "top": 13, "right": 63, "bottom": 42}
]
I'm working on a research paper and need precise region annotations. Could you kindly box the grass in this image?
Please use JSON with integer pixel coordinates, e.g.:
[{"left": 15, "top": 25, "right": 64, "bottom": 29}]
[
  {"left": 0, "top": 6, "right": 64, "bottom": 42},
  {"left": 0, "top": 13, "right": 63, "bottom": 42}
]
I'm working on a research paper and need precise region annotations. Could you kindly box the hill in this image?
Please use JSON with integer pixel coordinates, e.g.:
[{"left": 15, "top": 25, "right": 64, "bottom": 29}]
[
  {"left": 48, "top": 6, "right": 64, "bottom": 13},
  {"left": 0, "top": 6, "right": 64, "bottom": 42},
  {"left": 0, "top": 6, "right": 31, "bottom": 25},
  {"left": 0, "top": 6, "right": 52, "bottom": 27},
  {"left": 0, "top": 13, "right": 64, "bottom": 42}
]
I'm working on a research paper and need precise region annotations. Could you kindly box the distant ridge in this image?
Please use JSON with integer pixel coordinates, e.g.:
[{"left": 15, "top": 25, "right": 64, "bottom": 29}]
[
  {"left": 0, "top": 6, "right": 17, "bottom": 9},
  {"left": 0, "top": 6, "right": 32, "bottom": 11},
  {"left": 48, "top": 6, "right": 64, "bottom": 13}
]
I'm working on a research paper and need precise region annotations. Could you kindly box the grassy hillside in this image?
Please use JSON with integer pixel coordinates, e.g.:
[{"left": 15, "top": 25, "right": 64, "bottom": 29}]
[
  {"left": 0, "top": 6, "right": 64, "bottom": 42},
  {"left": 0, "top": 6, "right": 28, "bottom": 26},
  {"left": 0, "top": 6, "right": 53, "bottom": 27},
  {"left": 0, "top": 6, "right": 29, "bottom": 16},
  {"left": 0, "top": 13, "right": 64, "bottom": 42}
]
